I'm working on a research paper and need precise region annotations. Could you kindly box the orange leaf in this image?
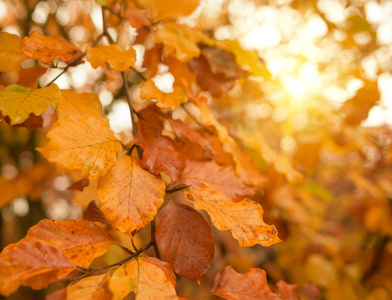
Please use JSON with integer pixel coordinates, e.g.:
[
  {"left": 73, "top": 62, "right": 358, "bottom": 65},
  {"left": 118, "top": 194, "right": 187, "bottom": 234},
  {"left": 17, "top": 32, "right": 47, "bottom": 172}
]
[
  {"left": 97, "top": 156, "right": 165, "bottom": 236},
  {"left": 156, "top": 202, "right": 215, "bottom": 280},
  {"left": 83, "top": 200, "right": 109, "bottom": 225},
  {"left": 140, "top": 80, "right": 187, "bottom": 110},
  {"left": 109, "top": 256, "right": 178, "bottom": 299},
  {"left": 181, "top": 160, "right": 255, "bottom": 202},
  {"left": 23, "top": 219, "right": 115, "bottom": 267},
  {"left": 86, "top": 44, "right": 136, "bottom": 72},
  {"left": 37, "top": 115, "right": 123, "bottom": 179},
  {"left": 0, "top": 84, "right": 61, "bottom": 125},
  {"left": 57, "top": 90, "right": 103, "bottom": 120},
  {"left": 0, "top": 32, "right": 27, "bottom": 73},
  {"left": 67, "top": 178, "right": 90, "bottom": 191},
  {"left": 185, "top": 188, "right": 281, "bottom": 247},
  {"left": 210, "top": 265, "right": 279, "bottom": 300},
  {"left": 67, "top": 273, "right": 112, "bottom": 300},
  {"left": 136, "top": 0, "right": 200, "bottom": 20},
  {"left": 277, "top": 280, "right": 299, "bottom": 300},
  {"left": 21, "top": 32, "right": 83, "bottom": 65},
  {"left": 16, "top": 66, "right": 47, "bottom": 88},
  {"left": 0, "top": 241, "right": 75, "bottom": 296}
]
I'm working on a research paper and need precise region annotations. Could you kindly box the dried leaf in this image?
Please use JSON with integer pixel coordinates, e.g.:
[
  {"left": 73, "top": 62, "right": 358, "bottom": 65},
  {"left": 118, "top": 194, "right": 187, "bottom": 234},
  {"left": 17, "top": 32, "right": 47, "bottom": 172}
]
[
  {"left": 0, "top": 84, "right": 61, "bottom": 125},
  {"left": 57, "top": 90, "right": 103, "bottom": 120},
  {"left": 67, "top": 273, "right": 112, "bottom": 300},
  {"left": 5, "top": 113, "right": 44, "bottom": 129},
  {"left": 0, "top": 32, "right": 27, "bottom": 73},
  {"left": 86, "top": 44, "right": 136, "bottom": 72},
  {"left": 97, "top": 156, "right": 165, "bottom": 236},
  {"left": 0, "top": 241, "right": 75, "bottom": 296},
  {"left": 185, "top": 188, "right": 281, "bottom": 247},
  {"left": 210, "top": 265, "right": 279, "bottom": 300},
  {"left": 38, "top": 115, "right": 122, "bottom": 179},
  {"left": 109, "top": 256, "right": 178, "bottom": 300},
  {"left": 136, "top": 0, "right": 200, "bottom": 20},
  {"left": 156, "top": 202, "right": 215, "bottom": 280},
  {"left": 67, "top": 178, "right": 90, "bottom": 191},
  {"left": 16, "top": 66, "right": 47, "bottom": 88},
  {"left": 21, "top": 32, "right": 83, "bottom": 65},
  {"left": 277, "top": 280, "right": 299, "bottom": 300},
  {"left": 181, "top": 160, "right": 255, "bottom": 202},
  {"left": 140, "top": 80, "right": 187, "bottom": 110},
  {"left": 83, "top": 200, "right": 109, "bottom": 225},
  {"left": 23, "top": 219, "right": 115, "bottom": 267},
  {"left": 122, "top": 8, "right": 152, "bottom": 29}
]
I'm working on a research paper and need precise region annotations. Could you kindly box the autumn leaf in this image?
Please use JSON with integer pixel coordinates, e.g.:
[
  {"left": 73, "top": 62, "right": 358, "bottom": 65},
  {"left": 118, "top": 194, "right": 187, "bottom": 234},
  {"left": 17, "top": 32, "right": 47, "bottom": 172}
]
[
  {"left": 86, "top": 44, "right": 136, "bottom": 72},
  {"left": 156, "top": 202, "right": 215, "bottom": 280},
  {"left": 38, "top": 115, "right": 123, "bottom": 179},
  {"left": 97, "top": 156, "right": 165, "bottom": 236},
  {"left": 181, "top": 160, "right": 255, "bottom": 202},
  {"left": 209, "top": 265, "right": 279, "bottom": 300},
  {"left": 0, "top": 84, "right": 61, "bottom": 125},
  {"left": 0, "top": 241, "right": 75, "bottom": 296},
  {"left": 21, "top": 32, "right": 83, "bottom": 65},
  {"left": 136, "top": 0, "right": 200, "bottom": 20},
  {"left": 140, "top": 80, "right": 187, "bottom": 110},
  {"left": 67, "top": 178, "right": 90, "bottom": 191},
  {"left": 135, "top": 107, "right": 185, "bottom": 183},
  {"left": 57, "top": 90, "right": 103, "bottom": 120},
  {"left": 0, "top": 32, "right": 27, "bottom": 73},
  {"left": 67, "top": 273, "right": 112, "bottom": 300},
  {"left": 109, "top": 256, "right": 178, "bottom": 300},
  {"left": 277, "top": 280, "right": 299, "bottom": 300},
  {"left": 185, "top": 188, "right": 281, "bottom": 247},
  {"left": 15, "top": 66, "right": 47, "bottom": 88},
  {"left": 22, "top": 219, "right": 115, "bottom": 267},
  {"left": 83, "top": 200, "right": 110, "bottom": 225}
]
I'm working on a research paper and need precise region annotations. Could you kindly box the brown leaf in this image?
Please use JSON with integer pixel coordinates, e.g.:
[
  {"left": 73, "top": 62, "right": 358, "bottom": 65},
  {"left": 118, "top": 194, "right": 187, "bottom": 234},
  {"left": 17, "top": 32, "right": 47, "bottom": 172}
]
[
  {"left": 302, "top": 282, "right": 320, "bottom": 300},
  {"left": 5, "top": 113, "right": 44, "bottom": 129},
  {"left": 23, "top": 219, "right": 115, "bottom": 267},
  {"left": 109, "top": 256, "right": 178, "bottom": 299},
  {"left": 0, "top": 241, "right": 75, "bottom": 296},
  {"left": 67, "top": 273, "right": 112, "bottom": 300},
  {"left": 189, "top": 46, "right": 248, "bottom": 97},
  {"left": 277, "top": 280, "right": 299, "bottom": 300},
  {"left": 168, "top": 118, "right": 215, "bottom": 154},
  {"left": 210, "top": 265, "right": 279, "bottom": 300},
  {"left": 185, "top": 188, "right": 281, "bottom": 247},
  {"left": 83, "top": 200, "right": 109, "bottom": 225},
  {"left": 135, "top": 107, "right": 185, "bottom": 183},
  {"left": 97, "top": 156, "right": 165, "bottom": 236},
  {"left": 21, "top": 32, "right": 83, "bottom": 65},
  {"left": 181, "top": 160, "right": 255, "bottom": 202},
  {"left": 67, "top": 178, "right": 90, "bottom": 191},
  {"left": 156, "top": 202, "right": 215, "bottom": 280}
]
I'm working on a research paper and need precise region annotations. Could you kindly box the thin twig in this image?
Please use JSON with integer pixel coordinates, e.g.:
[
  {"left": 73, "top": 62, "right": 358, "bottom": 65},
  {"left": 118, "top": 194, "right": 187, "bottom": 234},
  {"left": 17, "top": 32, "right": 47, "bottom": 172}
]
[{"left": 150, "top": 218, "right": 161, "bottom": 259}]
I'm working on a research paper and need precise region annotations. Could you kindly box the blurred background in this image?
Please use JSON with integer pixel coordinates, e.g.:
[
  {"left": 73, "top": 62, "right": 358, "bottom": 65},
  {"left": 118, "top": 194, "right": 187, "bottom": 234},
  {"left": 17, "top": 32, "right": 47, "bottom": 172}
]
[{"left": 1, "top": 0, "right": 392, "bottom": 299}]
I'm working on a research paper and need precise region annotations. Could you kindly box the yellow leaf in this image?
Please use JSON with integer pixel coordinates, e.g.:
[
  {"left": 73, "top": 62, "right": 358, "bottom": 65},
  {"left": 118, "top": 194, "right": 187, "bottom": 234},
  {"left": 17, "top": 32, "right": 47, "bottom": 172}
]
[
  {"left": 97, "top": 156, "right": 165, "bottom": 236},
  {"left": 57, "top": 90, "right": 103, "bottom": 120},
  {"left": 136, "top": 0, "right": 199, "bottom": 20},
  {"left": 155, "top": 22, "right": 212, "bottom": 62},
  {"left": 86, "top": 44, "right": 136, "bottom": 72},
  {"left": 67, "top": 273, "right": 112, "bottom": 300},
  {"left": 38, "top": 115, "right": 122, "bottom": 179},
  {"left": 0, "top": 84, "right": 61, "bottom": 125},
  {"left": 185, "top": 188, "right": 281, "bottom": 247},
  {"left": 0, "top": 32, "right": 27, "bottom": 73},
  {"left": 140, "top": 80, "right": 187, "bottom": 110},
  {"left": 109, "top": 256, "right": 178, "bottom": 300}
]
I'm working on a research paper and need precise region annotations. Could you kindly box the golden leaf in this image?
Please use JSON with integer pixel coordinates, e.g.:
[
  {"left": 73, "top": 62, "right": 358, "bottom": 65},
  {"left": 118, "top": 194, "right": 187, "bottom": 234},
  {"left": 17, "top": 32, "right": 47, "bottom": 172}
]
[
  {"left": 0, "top": 32, "right": 27, "bottom": 73},
  {"left": 86, "top": 44, "right": 136, "bottom": 72}
]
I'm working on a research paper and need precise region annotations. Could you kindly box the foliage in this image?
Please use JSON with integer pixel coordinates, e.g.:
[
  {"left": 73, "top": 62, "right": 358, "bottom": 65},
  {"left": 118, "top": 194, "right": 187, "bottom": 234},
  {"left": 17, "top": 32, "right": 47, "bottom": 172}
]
[{"left": 0, "top": 0, "right": 391, "bottom": 299}]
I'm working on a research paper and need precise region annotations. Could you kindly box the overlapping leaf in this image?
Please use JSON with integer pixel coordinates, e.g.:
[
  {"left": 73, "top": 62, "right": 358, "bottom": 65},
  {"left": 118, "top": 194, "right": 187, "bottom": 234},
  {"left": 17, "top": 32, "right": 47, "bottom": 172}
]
[
  {"left": 140, "top": 80, "right": 187, "bottom": 110},
  {"left": 185, "top": 188, "right": 281, "bottom": 247},
  {"left": 109, "top": 256, "right": 178, "bottom": 300},
  {"left": 0, "top": 241, "right": 75, "bottom": 296},
  {"left": 38, "top": 115, "right": 122, "bottom": 179},
  {"left": 156, "top": 202, "right": 215, "bottom": 280},
  {"left": 57, "top": 90, "right": 103, "bottom": 120},
  {"left": 0, "top": 84, "right": 61, "bottom": 125},
  {"left": 181, "top": 160, "right": 255, "bottom": 202},
  {"left": 86, "top": 44, "right": 136, "bottom": 72},
  {"left": 97, "top": 156, "right": 165, "bottom": 236},
  {"left": 0, "top": 32, "right": 27, "bottom": 72},
  {"left": 21, "top": 32, "right": 83, "bottom": 65},
  {"left": 22, "top": 219, "right": 115, "bottom": 267},
  {"left": 210, "top": 265, "right": 279, "bottom": 300}
]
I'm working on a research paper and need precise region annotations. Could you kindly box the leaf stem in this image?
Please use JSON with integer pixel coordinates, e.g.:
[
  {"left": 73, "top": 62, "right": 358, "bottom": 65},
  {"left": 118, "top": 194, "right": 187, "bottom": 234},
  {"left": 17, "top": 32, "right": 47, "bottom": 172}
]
[{"left": 150, "top": 218, "right": 161, "bottom": 259}]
